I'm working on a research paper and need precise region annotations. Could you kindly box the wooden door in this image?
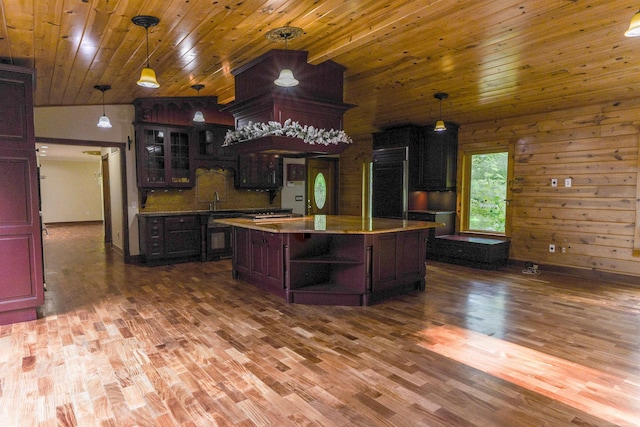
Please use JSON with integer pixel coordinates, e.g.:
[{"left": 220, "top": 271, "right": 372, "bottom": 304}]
[
  {"left": 0, "top": 64, "right": 44, "bottom": 324},
  {"left": 306, "top": 158, "right": 338, "bottom": 215},
  {"left": 101, "top": 154, "right": 112, "bottom": 244}
]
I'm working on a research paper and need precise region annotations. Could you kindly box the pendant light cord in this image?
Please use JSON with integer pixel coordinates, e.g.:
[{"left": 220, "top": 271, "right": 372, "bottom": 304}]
[{"left": 145, "top": 27, "right": 150, "bottom": 68}]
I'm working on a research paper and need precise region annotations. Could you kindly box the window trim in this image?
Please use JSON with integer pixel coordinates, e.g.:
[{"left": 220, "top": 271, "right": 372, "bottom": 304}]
[{"left": 459, "top": 145, "right": 514, "bottom": 237}]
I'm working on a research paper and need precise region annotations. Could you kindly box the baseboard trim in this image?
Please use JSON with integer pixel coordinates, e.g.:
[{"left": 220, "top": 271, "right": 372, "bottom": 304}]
[
  {"left": 509, "top": 259, "right": 639, "bottom": 286},
  {"left": 45, "top": 221, "right": 103, "bottom": 227}
]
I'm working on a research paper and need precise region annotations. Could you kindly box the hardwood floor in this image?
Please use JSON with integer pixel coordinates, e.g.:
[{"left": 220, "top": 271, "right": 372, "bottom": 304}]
[{"left": 1, "top": 223, "right": 639, "bottom": 426}]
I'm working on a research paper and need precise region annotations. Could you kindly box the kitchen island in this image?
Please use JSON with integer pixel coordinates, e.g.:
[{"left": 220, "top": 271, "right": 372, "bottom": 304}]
[{"left": 215, "top": 215, "right": 442, "bottom": 306}]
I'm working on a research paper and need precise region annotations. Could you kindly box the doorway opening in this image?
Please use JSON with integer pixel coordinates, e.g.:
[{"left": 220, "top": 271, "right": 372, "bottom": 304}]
[{"left": 35, "top": 140, "right": 128, "bottom": 258}]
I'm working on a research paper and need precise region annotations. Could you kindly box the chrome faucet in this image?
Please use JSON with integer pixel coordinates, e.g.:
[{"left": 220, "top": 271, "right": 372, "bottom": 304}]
[{"left": 212, "top": 191, "right": 219, "bottom": 211}]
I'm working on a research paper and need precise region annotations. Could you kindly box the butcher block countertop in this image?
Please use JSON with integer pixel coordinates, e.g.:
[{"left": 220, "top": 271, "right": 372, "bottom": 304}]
[{"left": 214, "top": 215, "right": 443, "bottom": 234}]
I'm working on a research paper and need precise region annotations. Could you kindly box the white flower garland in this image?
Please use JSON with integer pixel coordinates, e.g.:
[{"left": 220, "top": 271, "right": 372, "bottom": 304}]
[{"left": 223, "top": 119, "right": 352, "bottom": 147}]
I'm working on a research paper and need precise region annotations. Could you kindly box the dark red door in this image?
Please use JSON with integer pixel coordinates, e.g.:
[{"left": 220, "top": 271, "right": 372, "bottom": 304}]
[{"left": 0, "top": 64, "right": 44, "bottom": 324}]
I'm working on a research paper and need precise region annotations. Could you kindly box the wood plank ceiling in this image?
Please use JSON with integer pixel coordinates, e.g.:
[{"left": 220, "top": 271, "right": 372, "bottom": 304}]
[{"left": 1, "top": 0, "right": 639, "bottom": 139}]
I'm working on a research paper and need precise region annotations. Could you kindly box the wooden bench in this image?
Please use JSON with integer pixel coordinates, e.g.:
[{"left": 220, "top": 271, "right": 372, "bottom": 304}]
[{"left": 430, "top": 235, "right": 510, "bottom": 269}]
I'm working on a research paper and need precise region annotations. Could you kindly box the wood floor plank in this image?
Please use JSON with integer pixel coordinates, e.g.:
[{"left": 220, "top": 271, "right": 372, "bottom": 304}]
[{"left": 1, "top": 223, "right": 638, "bottom": 426}]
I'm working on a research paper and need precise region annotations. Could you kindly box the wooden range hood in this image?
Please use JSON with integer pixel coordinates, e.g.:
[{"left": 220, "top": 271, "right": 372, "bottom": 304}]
[{"left": 223, "top": 50, "right": 355, "bottom": 157}]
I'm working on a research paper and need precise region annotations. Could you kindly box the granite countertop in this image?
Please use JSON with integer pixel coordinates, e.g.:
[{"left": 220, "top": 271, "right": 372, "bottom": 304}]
[
  {"left": 408, "top": 210, "right": 455, "bottom": 214},
  {"left": 138, "top": 208, "right": 292, "bottom": 217},
  {"left": 214, "top": 215, "right": 443, "bottom": 234}
]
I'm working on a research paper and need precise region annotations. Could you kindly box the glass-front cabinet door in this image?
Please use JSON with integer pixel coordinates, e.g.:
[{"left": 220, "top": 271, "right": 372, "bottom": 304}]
[
  {"left": 136, "top": 124, "right": 193, "bottom": 189},
  {"left": 168, "top": 129, "right": 191, "bottom": 186},
  {"left": 140, "top": 126, "right": 166, "bottom": 186}
]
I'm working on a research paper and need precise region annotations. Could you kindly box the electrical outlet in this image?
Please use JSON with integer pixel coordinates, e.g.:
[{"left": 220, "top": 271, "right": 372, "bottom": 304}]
[
  {"left": 549, "top": 244, "right": 555, "bottom": 253},
  {"left": 551, "top": 178, "right": 558, "bottom": 187},
  {"left": 565, "top": 178, "right": 572, "bottom": 187}
]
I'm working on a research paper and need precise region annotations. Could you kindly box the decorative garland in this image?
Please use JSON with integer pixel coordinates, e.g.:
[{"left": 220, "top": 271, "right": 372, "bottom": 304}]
[{"left": 223, "top": 119, "right": 352, "bottom": 147}]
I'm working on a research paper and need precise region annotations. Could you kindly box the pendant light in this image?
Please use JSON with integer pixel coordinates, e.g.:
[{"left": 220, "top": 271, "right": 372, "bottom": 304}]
[
  {"left": 434, "top": 92, "right": 448, "bottom": 132},
  {"left": 94, "top": 85, "right": 112, "bottom": 128},
  {"left": 132, "top": 15, "right": 160, "bottom": 88},
  {"left": 266, "top": 26, "right": 303, "bottom": 87},
  {"left": 625, "top": 10, "right": 640, "bottom": 37},
  {"left": 191, "top": 84, "right": 205, "bottom": 122}
]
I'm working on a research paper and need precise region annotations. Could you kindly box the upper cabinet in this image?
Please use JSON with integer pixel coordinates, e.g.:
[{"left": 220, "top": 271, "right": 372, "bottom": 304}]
[
  {"left": 235, "top": 154, "right": 284, "bottom": 190},
  {"left": 133, "top": 97, "right": 236, "bottom": 190},
  {"left": 420, "top": 123, "right": 458, "bottom": 191},
  {"left": 136, "top": 124, "right": 193, "bottom": 188},
  {"left": 373, "top": 123, "right": 458, "bottom": 191},
  {"left": 193, "top": 124, "right": 236, "bottom": 169}
]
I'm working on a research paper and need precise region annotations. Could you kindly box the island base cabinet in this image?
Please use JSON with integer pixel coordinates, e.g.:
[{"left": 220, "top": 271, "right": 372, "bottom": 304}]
[
  {"left": 286, "top": 233, "right": 367, "bottom": 305},
  {"left": 232, "top": 227, "right": 285, "bottom": 297},
  {"left": 230, "top": 227, "right": 428, "bottom": 306},
  {"left": 369, "top": 230, "right": 428, "bottom": 304}
]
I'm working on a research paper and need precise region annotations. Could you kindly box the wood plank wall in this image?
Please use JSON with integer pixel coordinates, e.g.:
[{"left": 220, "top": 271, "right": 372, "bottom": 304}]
[
  {"left": 459, "top": 99, "right": 640, "bottom": 278},
  {"left": 339, "top": 140, "right": 372, "bottom": 216}
]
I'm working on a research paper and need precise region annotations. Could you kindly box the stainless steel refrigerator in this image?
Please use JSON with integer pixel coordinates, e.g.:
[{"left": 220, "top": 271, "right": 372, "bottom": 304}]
[{"left": 371, "top": 147, "right": 408, "bottom": 219}]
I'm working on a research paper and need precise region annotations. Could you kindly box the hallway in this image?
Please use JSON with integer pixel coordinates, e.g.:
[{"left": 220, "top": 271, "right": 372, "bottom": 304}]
[{"left": 1, "top": 223, "right": 638, "bottom": 426}]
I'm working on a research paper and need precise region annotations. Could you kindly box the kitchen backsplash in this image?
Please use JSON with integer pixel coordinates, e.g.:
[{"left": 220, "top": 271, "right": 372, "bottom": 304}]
[{"left": 140, "top": 167, "right": 282, "bottom": 213}]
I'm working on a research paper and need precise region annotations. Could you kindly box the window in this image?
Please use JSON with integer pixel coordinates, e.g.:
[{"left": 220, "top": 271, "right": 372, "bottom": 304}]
[{"left": 461, "top": 149, "right": 511, "bottom": 234}]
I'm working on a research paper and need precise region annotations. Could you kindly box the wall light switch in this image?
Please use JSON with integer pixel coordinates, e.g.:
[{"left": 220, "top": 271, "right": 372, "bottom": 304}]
[
  {"left": 551, "top": 178, "right": 558, "bottom": 187},
  {"left": 565, "top": 178, "right": 572, "bottom": 187}
]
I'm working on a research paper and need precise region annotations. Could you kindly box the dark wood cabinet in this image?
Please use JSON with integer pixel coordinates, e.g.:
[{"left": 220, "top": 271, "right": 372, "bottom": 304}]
[
  {"left": 193, "top": 124, "right": 237, "bottom": 169},
  {"left": 433, "top": 235, "right": 510, "bottom": 269},
  {"left": 420, "top": 124, "right": 458, "bottom": 190},
  {"left": 164, "top": 216, "right": 200, "bottom": 258},
  {"left": 250, "top": 230, "right": 283, "bottom": 291},
  {"left": 230, "top": 224, "right": 428, "bottom": 306},
  {"left": 233, "top": 227, "right": 251, "bottom": 276},
  {"left": 0, "top": 64, "right": 44, "bottom": 324},
  {"left": 287, "top": 233, "right": 367, "bottom": 305},
  {"left": 231, "top": 227, "right": 284, "bottom": 296},
  {"left": 139, "top": 214, "right": 201, "bottom": 263},
  {"left": 371, "top": 230, "right": 427, "bottom": 292},
  {"left": 136, "top": 124, "right": 194, "bottom": 188},
  {"left": 235, "top": 153, "right": 283, "bottom": 190},
  {"left": 373, "top": 123, "right": 458, "bottom": 191},
  {"left": 408, "top": 211, "right": 455, "bottom": 252},
  {"left": 373, "top": 125, "right": 421, "bottom": 188}
]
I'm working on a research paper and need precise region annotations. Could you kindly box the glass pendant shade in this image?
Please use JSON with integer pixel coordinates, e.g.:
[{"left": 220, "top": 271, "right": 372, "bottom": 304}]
[
  {"left": 434, "top": 120, "right": 446, "bottom": 132},
  {"left": 97, "top": 115, "right": 112, "bottom": 128},
  {"left": 94, "top": 85, "right": 112, "bottom": 129},
  {"left": 625, "top": 11, "right": 640, "bottom": 37},
  {"left": 192, "top": 111, "right": 205, "bottom": 122},
  {"left": 137, "top": 67, "right": 160, "bottom": 88},
  {"left": 274, "top": 68, "right": 299, "bottom": 87}
]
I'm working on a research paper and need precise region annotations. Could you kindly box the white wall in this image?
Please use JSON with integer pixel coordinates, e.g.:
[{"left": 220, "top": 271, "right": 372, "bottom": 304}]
[
  {"left": 40, "top": 159, "right": 103, "bottom": 223},
  {"left": 281, "top": 158, "right": 306, "bottom": 215},
  {"left": 108, "top": 148, "right": 124, "bottom": 251},
  {"left": 34, "top": 104, "right": 139, "bottom": 256}
]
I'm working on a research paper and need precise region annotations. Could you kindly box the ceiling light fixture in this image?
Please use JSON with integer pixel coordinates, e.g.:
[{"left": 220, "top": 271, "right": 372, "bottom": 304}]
[
  {"left": 191, "top": 84, "right": 205, "bottom": 122},
  {"left": 434, "top": 92, "right": 448, "bottom": 132},
  {"left": 266, "top": 26, "right": 303, "bottom": 87},
  {"left": 132, "top": 15, "right": 160, "bottom": 88},
  {"left": 94, "top": 85, "right": 112, "bottom": 128},
  {"left": 625, "top": 10, "right": 640, "bottom": 37}
]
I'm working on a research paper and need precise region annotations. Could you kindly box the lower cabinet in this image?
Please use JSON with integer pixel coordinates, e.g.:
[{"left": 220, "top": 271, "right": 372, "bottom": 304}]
[
  {"left": 371, "top": 229, "right": 427, "bottom": 293},
  {"left": 249, "top": 230, "right": 284, "bottom": 291},
  {"left": 139, "top": 215, "right": 201, "bottom": 263},
  {"left": 287, "top": 233, "right": 367, "bottom": 305},
  {"left": 232, "top": 228, "right": 285, "bottom": 296},
  {"left": 407, "top": 211, "right": 455, "bottom": 253},
  {"left": 433, "top": 235, "right": 510, "bottom": 269},
  {"left": 231, "top": 228, "right": 428, "bottom": 306}
]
